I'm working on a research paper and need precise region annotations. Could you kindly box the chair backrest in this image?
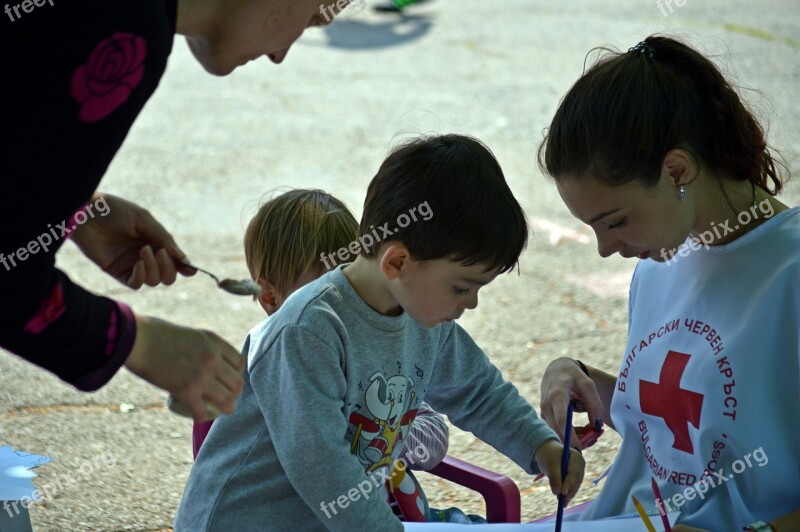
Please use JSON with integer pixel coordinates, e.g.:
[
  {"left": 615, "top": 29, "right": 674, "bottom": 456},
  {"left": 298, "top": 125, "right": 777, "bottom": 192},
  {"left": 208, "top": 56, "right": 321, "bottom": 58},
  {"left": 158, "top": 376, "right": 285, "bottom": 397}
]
[
  {"left": 427, "top": 455, "right": 521, "bottom": 523},
  {"left": 192, "top": 420, "right": 214, "bottom": 459}
]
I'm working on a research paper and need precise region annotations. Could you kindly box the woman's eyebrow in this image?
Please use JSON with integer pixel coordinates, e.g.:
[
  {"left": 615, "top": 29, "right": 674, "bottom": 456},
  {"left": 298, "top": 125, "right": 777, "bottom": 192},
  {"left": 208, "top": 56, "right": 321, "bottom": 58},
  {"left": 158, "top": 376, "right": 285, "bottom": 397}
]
[{"left": 587, "top": 208, "right": 621, "bottom": 225}]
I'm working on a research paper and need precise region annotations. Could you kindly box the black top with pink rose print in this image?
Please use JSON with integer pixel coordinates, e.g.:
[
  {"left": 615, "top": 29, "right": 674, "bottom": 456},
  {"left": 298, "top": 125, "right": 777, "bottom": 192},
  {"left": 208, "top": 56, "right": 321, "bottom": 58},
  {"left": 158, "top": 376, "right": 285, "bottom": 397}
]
[{"left": 0, "top": 0, "right": 177, "bottom": 390}]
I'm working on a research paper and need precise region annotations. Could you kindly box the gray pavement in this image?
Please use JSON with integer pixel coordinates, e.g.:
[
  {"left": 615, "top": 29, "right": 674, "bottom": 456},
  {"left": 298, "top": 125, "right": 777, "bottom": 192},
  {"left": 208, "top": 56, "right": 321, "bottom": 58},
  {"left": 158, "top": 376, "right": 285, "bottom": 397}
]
[{"left": 1, "top": 0, "right": 799, "bottom": 529}]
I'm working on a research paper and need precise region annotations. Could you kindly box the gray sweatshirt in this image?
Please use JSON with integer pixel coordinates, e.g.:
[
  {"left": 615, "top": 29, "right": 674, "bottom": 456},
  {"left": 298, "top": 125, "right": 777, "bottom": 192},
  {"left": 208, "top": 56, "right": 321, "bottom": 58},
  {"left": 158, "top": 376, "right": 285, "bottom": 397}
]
[{"left": 174, "top": 265, "right": 557, "bottom": 531}]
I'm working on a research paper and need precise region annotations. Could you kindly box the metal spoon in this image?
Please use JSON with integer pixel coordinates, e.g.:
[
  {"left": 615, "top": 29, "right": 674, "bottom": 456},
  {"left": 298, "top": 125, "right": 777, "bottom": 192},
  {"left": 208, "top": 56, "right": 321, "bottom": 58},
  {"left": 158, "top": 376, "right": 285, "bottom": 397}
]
[{"left": 177, "top": 259, "right": 261, "bottom": 296}]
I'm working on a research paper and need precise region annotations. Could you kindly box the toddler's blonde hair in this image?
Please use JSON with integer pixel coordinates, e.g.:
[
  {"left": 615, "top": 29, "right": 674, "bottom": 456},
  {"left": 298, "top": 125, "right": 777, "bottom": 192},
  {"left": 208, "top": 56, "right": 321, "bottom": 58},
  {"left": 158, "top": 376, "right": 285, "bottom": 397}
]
[{"left": 244, "top": 189, "right": 358, "bottom": 294}]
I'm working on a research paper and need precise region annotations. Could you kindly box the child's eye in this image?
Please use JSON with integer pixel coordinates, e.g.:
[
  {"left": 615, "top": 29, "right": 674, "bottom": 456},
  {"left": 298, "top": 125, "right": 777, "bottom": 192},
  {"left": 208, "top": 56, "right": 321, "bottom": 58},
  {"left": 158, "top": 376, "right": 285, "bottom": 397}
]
[
  {"left": 454, "top": 287, "right": 471, "bottom": 295},
  {"left": 608, "top": 217, "right": 627, "bottom": 230}
]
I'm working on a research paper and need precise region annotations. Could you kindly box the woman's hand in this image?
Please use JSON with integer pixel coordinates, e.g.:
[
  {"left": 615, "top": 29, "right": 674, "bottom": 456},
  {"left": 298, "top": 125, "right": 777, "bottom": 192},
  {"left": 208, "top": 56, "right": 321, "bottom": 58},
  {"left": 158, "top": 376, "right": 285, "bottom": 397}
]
[
  {"left": 540, "top": 357, "right": 609, "bottom": 446},
  {"left": 70, "top": 193, "right": 195, "bottom": 288},
  {"left": 124, "top": 314, "right": 245, "bottom": 421}
]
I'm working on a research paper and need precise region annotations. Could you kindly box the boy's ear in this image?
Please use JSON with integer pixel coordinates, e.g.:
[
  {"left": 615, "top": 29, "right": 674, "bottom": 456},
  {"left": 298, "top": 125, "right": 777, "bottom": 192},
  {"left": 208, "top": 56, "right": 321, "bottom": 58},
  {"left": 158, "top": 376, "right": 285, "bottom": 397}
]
[
  {"left": 256, "top": 278, "right": 279, "bottom": 315},
  {"left": 379, "top": 243, "right": 411, "bottom": 281}
]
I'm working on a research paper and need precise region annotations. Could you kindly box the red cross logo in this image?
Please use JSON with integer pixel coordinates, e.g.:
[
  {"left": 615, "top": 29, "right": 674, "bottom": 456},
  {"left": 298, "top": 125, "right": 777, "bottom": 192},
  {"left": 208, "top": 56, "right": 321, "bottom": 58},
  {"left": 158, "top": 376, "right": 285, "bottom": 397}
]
[{"left": 639, "top": 350, "right": 704, "bottom": 454}]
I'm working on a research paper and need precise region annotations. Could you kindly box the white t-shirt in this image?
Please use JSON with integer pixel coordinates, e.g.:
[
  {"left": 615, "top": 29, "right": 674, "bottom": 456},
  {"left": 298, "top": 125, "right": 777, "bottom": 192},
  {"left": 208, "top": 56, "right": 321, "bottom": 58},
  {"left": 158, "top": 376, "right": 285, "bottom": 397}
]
[{"left": 580, "top": 207, "right": 800, "bottom": 529}]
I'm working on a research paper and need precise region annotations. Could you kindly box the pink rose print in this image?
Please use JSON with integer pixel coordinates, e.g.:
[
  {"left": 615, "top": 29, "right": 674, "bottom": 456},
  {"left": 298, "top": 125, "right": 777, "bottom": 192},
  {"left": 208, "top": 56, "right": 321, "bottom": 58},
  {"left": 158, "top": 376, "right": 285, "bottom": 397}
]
[
  {"left": 70, "top": 32, "right": 147, "bottom": 123},
  {"left": 24, "top": 282, "right": 65, "bottom": 334}
]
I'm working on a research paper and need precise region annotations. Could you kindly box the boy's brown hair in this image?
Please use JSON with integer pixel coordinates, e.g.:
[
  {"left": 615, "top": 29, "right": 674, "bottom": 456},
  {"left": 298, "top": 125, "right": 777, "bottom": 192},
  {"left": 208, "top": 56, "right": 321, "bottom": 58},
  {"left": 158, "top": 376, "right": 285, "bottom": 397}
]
[
  {"left": 360, "top": 134, "right": 528, "bottom": 274},
  {"left": 244, "top": 189, "right": 358, "bottom": 294}
]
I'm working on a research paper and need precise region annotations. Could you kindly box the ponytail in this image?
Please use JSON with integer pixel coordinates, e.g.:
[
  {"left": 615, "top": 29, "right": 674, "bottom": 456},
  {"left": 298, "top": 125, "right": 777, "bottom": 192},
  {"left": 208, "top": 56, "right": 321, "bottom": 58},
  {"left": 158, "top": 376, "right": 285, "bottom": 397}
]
[{"left": 539, "top": 35, "right": 786, "bottom": 195}]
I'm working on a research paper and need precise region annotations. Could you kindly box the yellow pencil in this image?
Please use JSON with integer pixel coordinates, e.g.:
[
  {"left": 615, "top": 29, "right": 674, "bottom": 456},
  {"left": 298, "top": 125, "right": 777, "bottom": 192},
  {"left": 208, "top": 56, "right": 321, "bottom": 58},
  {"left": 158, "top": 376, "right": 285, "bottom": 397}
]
[{"left": 632, "top": 495, "right": 657, "bottom": 532}]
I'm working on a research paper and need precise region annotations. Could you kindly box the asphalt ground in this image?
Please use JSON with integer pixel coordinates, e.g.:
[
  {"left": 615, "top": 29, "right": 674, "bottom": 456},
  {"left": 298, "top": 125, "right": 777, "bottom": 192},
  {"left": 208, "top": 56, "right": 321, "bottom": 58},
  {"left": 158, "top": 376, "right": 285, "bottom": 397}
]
[{"left": 1, "top": 0, "right": 798, "bottom": 529}]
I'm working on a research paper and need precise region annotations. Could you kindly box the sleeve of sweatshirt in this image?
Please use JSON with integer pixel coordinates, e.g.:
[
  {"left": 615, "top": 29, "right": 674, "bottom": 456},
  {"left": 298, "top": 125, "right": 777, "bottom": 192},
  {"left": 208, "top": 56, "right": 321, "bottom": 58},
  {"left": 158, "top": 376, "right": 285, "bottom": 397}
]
[
  {"left": 249, "top": 324, "right": 403, "bottom": 532},
  {"left": 425, "top": 324, "right": 558, "bottom": 474},
  {"left": 0, "top": 0, "right": 175, "bottom": 391},
  {"left": 402, "top": 402, "right": 449, "bottom": 471},
  {"left": 0, "top": 263, "right": 137, "bottom": 392}
]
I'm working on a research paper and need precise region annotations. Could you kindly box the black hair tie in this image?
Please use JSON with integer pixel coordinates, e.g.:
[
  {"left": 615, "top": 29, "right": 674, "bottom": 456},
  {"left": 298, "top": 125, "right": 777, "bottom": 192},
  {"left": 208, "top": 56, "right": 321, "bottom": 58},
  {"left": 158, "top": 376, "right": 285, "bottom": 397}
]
[{"left": 628, "top": 41, "right": 655, "bottom": 58}]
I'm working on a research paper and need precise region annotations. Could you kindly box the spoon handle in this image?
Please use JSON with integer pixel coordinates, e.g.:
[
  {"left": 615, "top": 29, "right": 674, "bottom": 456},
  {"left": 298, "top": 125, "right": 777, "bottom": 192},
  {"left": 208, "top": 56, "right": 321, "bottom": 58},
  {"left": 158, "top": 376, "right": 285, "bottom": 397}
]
[{"left": 176, "top": 259, "right": 221, "bottom": 285}]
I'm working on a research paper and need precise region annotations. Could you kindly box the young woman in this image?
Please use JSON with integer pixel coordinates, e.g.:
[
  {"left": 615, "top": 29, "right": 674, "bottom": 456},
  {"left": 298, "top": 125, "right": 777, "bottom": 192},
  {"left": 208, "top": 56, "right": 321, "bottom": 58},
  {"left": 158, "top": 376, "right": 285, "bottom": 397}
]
[
  {"left": 537, "top": 35, "right": 799, "bottom": 532},
  {"left": 0, "top": 0, "right": 348, "bottom": 421}
]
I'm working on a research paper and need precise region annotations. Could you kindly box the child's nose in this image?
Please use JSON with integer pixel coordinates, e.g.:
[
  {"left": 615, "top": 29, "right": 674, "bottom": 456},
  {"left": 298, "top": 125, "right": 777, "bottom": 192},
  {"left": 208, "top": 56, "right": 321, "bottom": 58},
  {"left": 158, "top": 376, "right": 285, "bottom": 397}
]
[
  {"left": 463, "top": 293, "right": 478, "bottom": 311},
  {"left": 596, "top": 233, "right": 621, "bottom": 258}
]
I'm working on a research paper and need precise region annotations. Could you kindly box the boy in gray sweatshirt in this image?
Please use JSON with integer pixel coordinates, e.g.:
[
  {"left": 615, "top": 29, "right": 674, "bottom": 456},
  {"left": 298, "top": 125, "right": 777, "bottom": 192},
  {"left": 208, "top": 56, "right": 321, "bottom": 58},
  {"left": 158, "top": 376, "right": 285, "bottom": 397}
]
[{"left": 175, "top": 134, "right": 584, "bottom": 531}]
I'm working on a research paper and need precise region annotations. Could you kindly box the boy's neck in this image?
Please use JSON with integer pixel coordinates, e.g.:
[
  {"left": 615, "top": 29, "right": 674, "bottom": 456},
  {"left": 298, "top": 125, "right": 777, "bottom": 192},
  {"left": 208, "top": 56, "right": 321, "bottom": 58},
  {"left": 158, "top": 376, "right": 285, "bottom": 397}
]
[{"left": 342, "top": 257, "right": 404, "bottom": 317}]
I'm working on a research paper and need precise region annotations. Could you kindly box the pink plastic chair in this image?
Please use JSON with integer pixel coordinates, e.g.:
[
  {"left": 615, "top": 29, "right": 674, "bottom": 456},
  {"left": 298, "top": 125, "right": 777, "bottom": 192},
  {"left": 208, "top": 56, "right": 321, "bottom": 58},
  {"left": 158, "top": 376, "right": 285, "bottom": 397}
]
[
  {"left": 192, "top": 420, "right": 213, "bottom": 460},
  {"left": 426, "top": 454, "right": 521, "bottom": 523},
  {"left": 191, "top": 420, "right": 522, "bottom": 523},
  {"left": 425, "top": 459, "right": 593, "bottom": 523}
]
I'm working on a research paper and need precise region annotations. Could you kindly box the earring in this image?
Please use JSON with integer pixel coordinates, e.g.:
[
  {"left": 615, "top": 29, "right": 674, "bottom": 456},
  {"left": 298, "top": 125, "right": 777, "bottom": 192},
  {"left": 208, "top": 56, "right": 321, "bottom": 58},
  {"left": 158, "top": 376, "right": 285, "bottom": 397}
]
[{"left": 679, "top": 185, "right": 686, "bottom": 201}]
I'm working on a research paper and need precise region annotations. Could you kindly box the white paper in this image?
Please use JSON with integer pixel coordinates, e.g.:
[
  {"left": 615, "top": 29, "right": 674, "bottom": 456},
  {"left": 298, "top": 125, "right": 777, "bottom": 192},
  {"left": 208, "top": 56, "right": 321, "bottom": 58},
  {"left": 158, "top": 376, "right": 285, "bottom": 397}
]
[
  {"left": 0, "top": 446, "right": 53, "bottom": 501},
  {"left": 404, "top": 511, "right": 680, "bottom": 531}
]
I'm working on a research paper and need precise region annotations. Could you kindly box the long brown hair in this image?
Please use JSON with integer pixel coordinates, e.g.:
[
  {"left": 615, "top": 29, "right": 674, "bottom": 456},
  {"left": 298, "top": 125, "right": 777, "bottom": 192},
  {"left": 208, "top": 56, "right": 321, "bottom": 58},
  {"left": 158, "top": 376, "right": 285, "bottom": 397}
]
[{"left": 538, "top": 35, "right": 786, "bottom": 196}]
